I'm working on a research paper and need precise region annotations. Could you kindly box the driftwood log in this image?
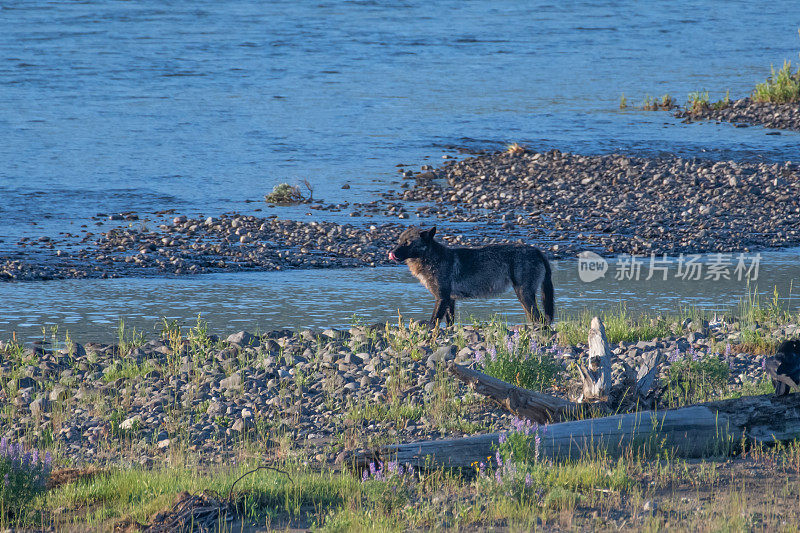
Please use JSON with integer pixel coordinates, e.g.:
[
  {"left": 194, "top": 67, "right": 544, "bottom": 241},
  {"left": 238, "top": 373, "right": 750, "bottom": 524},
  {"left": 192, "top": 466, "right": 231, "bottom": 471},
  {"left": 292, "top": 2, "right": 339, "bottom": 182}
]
[
  {"left": 353, "top": 317, "right": 799, "bottom": 470},
  {"left": 579, "top": 316, "right": 612, "bottom": 402},
  {"left": 374, "top": 393, "right": 800, "bottom": 468},
  {"left": 448, "top": 316, "right": 662, "bottom": 423}
]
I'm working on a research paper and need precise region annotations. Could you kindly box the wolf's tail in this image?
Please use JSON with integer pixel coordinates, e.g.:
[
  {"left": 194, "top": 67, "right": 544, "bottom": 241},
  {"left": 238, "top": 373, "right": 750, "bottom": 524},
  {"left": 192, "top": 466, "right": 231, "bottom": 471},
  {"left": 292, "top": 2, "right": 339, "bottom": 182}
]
[{"left": 541, "top": 262, "right": 555, "bottom": 325}]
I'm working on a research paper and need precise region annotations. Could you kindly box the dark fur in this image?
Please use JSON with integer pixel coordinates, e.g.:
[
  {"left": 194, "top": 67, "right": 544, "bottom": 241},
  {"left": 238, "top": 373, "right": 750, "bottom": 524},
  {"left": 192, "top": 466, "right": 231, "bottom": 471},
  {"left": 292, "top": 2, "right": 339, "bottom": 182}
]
[
  {"left": 389, "top": 226, "right": 554, "bottom": 326},
  {"left": 770, "top": 339, "right": 800, "bottom": 396}
]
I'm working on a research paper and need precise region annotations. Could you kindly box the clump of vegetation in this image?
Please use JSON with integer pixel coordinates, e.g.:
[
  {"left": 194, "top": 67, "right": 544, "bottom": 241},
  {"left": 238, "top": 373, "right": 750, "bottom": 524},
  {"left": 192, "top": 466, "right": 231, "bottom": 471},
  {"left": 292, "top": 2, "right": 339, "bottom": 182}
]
[
  {"left": 265, "top": 179, "right": 314, "bottom": 205},
  {"left": 642, "top": 94, "right": 675, "bottom": 111},
  {"left": 619, "top": 93, "right": 627, "bottom": 109},
  {"left": 505, "top": 143, "right": 528, "bottom": 156},
  {"left": 0, "top": 438, "right": 51, "bottom": 521},
  {"left": 687, "top": 90, "right": 710, "bottom": 114},
  {"left": 754, "top": 60, "right": 800, "bottom": 104},
  {"left": 664, "top": 349, "right": 730, "bottom": 407},
  {"left": 478, "top": 327, "right": 560, "bottom": 391}
]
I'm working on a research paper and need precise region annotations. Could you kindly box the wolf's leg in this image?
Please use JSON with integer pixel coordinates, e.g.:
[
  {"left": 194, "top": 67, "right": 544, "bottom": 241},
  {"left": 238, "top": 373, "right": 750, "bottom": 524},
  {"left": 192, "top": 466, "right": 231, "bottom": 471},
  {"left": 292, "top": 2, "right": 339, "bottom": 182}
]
[
  {"left": 513, "top": 285, "right": 542, "bottom": 324},
  {"left": 429, "top": 298, "right": 452, "bottom": 327},
  {"left": 444, "top": 300, "right": 456, "bottom": 326}
]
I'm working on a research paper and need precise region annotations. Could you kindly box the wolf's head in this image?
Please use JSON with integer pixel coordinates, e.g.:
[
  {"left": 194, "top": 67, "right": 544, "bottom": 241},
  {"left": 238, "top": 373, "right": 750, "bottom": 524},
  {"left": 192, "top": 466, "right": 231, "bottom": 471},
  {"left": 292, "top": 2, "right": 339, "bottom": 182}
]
[{"left": 388, "top": 226, "right": 436, "bottom": 262}]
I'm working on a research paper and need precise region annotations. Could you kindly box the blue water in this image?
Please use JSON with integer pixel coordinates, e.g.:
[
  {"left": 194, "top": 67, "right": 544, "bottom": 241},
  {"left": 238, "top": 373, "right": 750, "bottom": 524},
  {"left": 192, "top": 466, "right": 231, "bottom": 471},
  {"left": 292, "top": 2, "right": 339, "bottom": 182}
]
[
  {"left": 3, "top": 248, "right": 800, "bottom": 343},
  {"left": 2, "top": 0, "right": 800, "bottom": 246}
]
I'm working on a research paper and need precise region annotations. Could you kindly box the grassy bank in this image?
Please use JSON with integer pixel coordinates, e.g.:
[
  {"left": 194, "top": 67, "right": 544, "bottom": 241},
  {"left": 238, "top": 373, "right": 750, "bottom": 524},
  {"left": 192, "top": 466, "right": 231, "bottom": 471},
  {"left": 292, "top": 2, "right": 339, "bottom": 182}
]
[{"left": 1, "top": 290, "right": 798, "bottom": 531}]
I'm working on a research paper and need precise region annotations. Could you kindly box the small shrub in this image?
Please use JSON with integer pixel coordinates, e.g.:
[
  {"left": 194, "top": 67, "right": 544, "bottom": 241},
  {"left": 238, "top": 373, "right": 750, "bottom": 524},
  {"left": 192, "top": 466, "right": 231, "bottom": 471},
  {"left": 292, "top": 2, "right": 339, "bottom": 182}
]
[
  {"left": 687, "top": 90, "right": 710, "bottom": 114},
  {"left": 264, "top": 180, "right": 313, "bottom": 204},
  {"left": 754, "top": 60, "right": 800, "bottom": 104},
  {"left": 505, "top": 143, "right": 528, "bottom": 156},
  {"left": 642, "top": 94, "right": 674, "bottom": 111},
  {"left": 0, "top": 438, "right": 52, "bottom": 519},
  {"left": 478, "top": 331, "right": 560, "bottom": 391},
  {"left": 664, "top": 349, "right": 729, "bottom": 407}
]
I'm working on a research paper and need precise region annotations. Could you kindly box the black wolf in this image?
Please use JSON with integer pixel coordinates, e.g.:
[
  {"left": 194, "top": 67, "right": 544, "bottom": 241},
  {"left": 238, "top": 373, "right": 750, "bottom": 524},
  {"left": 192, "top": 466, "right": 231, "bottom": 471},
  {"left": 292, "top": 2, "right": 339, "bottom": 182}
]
[
  {"left": 765, "top": 339, "right": 800, "bottom": 396},
  {"left": 388, "top": 226, "right": 554, "bottom": 327}
]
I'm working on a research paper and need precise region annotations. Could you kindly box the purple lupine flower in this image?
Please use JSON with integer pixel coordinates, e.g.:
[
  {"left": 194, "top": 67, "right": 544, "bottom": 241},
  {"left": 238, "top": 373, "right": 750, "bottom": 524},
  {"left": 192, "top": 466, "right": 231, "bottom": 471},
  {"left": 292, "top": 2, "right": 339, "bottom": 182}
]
[
  {"left": 669, "top": 347, "right": 680, "bottom": 363},
  {"left": 362, "top": 469, "right": 369, "bottom": 482},
  {"left": 495, "top": 469, "right": 503, "bottom": 484},
  {"left": 525, "top": 473, "right": 533, "bottom": 487},
  {"left": 762, "top": 358, "right": 767, "bottom": 370},
  {"left": 0, "top": 437, "right": 7, "bottom": 456},
  {"left": 725, "top": 343, "right": 732, "bottom": 356},
  {"left": 31, "top": 448, "right": 38, "bottom": 465},
  {"left": 488, "top": 345, "right": 497, "bottom": 362},
  {"left": 495, "top": 450, "right": 503, "bottom": 467},
  {"left": 44, "top": 452, "right": 52, "bottom": 468},
  {"left": 506, "top": 336, "right": 515, "bottom": 353},
  {"left": 534, "top": 434, "right": 541, "bottom": 462},
  {"left": 397, "top": 464, "right": 404, "bottom": 477},
  {"left": 498, "top": 432, "right": 507, "bottom": 444},
  {"left": 387, "top": 460, "right": 398, "bottom": 475},
  {"left": 368, "top": 462, "right": 376, "bottom": 476},
  {"left": 475, "top": 351, "right": 484, "bottom": 365}
]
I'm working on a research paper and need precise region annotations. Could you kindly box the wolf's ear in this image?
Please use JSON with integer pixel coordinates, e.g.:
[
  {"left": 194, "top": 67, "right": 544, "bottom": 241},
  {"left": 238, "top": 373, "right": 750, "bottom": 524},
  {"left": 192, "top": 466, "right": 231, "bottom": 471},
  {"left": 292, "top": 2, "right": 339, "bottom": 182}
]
[{"left": 422, "top": 226, "right": 436, "bottom": 241}]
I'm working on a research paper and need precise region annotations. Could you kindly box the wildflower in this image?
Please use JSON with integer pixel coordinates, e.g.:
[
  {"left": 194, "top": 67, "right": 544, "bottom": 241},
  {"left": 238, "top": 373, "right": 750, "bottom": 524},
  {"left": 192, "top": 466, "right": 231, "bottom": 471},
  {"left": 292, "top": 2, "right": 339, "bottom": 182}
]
[
  {"left": 506, "top": 336, "right": 514, "bottom": 353},
  {"left": 362, "top": 469, "right": 369, "bottom": 482},
  {"left": 475, "top": 351, "right": 484, "bottom": 365},
  {"left": 668, "top": 347, "right": 680, "bottom": 363},
  {"left": 495, "top": 450, "right": 503, "bottom": 467},
  {"left": 488, "top": 345, "right": 497, "bottom": 362},
  {"left": 725, "top": 343, "right": 732, "bottom": 356},
  {"left": 534, "top": 433, "right": 542, "bottom": 462},
  {"left": 498, "top": 432, "right": 507, "bottom": 444},
  {"left": 761, "top": 358, "right": 767, "bottom": 370},
  {"left": 495, "top": 469, "right": 503, "bottom": 484},
  {"left": 479, "top": 462, "right": 486, "bottom": 476},
  {"left": 525, "top": 473, "right": 533, "bottom": 487},
  {"left": 368, "top": 462, "right": 376, "bottom": 476}
]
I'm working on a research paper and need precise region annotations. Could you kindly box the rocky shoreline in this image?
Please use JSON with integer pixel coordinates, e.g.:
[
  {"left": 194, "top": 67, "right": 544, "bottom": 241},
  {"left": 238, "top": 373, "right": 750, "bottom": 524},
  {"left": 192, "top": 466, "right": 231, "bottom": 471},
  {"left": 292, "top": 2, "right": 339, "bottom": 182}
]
[
  {"left": 0, "top": 317, "right": 788, "bottom": 469},
  {"left": 3, "top": 149, "right": 800, "bottom": 282},
  {"left": 675, "top": 97, "right": 800, "bottom": 131}
]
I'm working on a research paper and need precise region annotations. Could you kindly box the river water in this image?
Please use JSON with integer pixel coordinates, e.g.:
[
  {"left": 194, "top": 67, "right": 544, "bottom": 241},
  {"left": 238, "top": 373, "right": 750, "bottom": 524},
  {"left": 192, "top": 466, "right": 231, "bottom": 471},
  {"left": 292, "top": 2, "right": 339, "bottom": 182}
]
[
  {"left": 2, "top": 1, "right": 800, "bottom": 340},
  {"left": 2, "top": 249, "right": 799, "bottom": 343}
]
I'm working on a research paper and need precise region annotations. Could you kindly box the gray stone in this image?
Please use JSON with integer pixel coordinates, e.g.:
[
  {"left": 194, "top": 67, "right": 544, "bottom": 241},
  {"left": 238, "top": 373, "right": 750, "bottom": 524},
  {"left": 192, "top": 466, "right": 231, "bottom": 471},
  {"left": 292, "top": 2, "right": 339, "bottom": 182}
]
[
  {"left": 49, "top": 385, "right": 69, "bottom": 402},
  {"left": 30, "top": 397, "right": 50, "bottom": 416},
  {"left": 226, "top": 331, "right": 260, "bottom": 347},
  {"left": 220, "top": 373, "right": 242, "bottom": 390}
]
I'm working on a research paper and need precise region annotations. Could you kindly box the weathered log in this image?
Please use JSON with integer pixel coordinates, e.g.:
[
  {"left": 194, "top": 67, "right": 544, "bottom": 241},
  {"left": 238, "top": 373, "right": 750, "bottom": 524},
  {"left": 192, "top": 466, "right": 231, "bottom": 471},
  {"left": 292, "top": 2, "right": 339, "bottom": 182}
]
[
  {"left": 372, "top": 393, "right": 800, "bottom": 469},
  {"left": 446, "top": 361, "right": 580, "bottom": 423},
  {"left": 448, "top": 316, "right": 661, "bottom": 421},
  {"left": 579, "top": 316, "right": 612, "bottom": 402}
]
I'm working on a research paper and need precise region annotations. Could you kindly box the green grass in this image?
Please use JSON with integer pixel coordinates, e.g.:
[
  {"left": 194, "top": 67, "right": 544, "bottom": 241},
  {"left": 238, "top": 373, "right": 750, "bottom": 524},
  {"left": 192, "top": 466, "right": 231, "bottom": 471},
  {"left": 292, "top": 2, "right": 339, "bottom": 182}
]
[
  {"left": 555, "top": 304, "right": 680, "bottom": 346},
  {"left": 754, "top": 60, "right": 800, "bottom": 104},
  {"left": 687, "top": 90, "right": 710, "bottom": 113}
]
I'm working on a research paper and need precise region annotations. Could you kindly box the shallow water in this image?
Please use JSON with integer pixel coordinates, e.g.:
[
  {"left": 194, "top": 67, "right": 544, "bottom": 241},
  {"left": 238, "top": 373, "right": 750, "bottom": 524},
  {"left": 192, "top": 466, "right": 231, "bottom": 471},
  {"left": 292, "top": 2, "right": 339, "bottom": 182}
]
[
  {"left": 2, "top": 0, "right": 800, "bottom": 245},
  {"left": 3, "top": 248, "right": 800, "bottom": 343},
  {"left": 3, "top": 1, "right": 800, "bottom": 336}
]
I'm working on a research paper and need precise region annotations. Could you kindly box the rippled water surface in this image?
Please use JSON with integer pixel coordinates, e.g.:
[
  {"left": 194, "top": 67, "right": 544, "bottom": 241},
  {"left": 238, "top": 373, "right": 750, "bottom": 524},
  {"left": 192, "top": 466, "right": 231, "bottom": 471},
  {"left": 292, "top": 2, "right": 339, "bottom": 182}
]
[
  {"left": 3, "top": 249, "right": 800, "bottom": 343},
  {"left": 2, "top": 1, "right": 800, "bottom": 336},
  {"left": 2, "top": 0, "right": 800, "bottom": 243}
]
